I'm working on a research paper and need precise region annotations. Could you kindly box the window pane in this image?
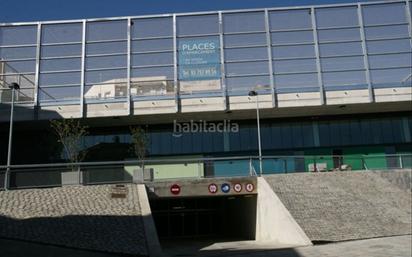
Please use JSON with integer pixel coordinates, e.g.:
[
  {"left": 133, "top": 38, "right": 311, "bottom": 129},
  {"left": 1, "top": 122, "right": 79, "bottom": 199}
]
[
  {"left": 177, "top": 14, "right": 219, "bottom": 35},
  {"left": 84, "top": 83, "right": 127, "bottom": 100},
  {"left": 226, "top": 61, "right": 268, "bottom": 76},
  {"left": 316, "top": 7, "right": 359, "bottom": 28},
  {"left": 131, "top": 66, "right": 174, "bottom": 80},
  {"left": 272, "top": 45, "right": 315, "bottom": 59},
  {"left": 317, "top": 28, "right": 361, "bottom": 42},
  {"left": 0, "top": 25, "right": 37, "bottom": 45},
  {"left": 39, "top": 86, "right": 80, "bottom": 101},
  {"left": 269, "top": 9, "right": 312, "bottom": 30},
  {"left": 1, "top": 60, "right": 36, "bottom": 73},
  {"left": 227, "top": 75, "right": 270, "bottom": 94},
  {"left": 319, "top": 42, "right": 362, "bottom": 57},
  {"left": 40, "top": 72, "right": 81, "bottom": 86},
  {"left": 86, "top": 41, "right": 127, "bottom": 55},
  {"left": 368, "top": 53, "right": 412, "bottom": 69},
  {"left": 41, "top": 58, "right": 81, "bottom": 72},
  {"left": 132, "top": 17, "right": 173, "bottom": 38},
  {"left": 131, "top": 38, "right": 173, "bottom": 52},
  {"left": 224, "top": 33, "right": 266, "bottom": 47},
  {"left": 370, "top": 68, "right": 411, "bottom": 86},
  {"left": 0, "top": 46, "right": 36, "bottom": 60},
  {"left": 42, "top": 23, "right": 82, "bottom": 44},
  {"left": 41, "top": 44, "right": 82, "bottom": 58},
  {"left": 364, "top": 24, "right": 410, "bottom": 40},
  {"left": 225, "top": 47, "right": 267, "bottom": 61},
  {"left": 274, "top": 59, "right": 317, "bottom": 73},
  {"left": 85, "top": 69, "right": 127, "bottom": 85},
  {"left": 366, "top": 39, "right": 411, "bottom": 54},
  {"left": 271, "top": 31, "right": 313, "bottom": 44},
  {"left": 224, "top": 12, "right": 265, "bottom": 33},
  {"left": 86, "top": 55, "right": 127, "bottom": 69},
  {"left": 275, "top": 73, "right": 318, "bottom": 91},
  {"left": 323, "top": 71, "right": 366, "bottom": 89},
  {"left": 321, "top": 56, "right": 365, "bottom": 71},
  {"left": 363, "top": 3, "right": 407, "bottom": 25},
  {"left": 131, "top": 52, "right": 173, "bottom": 66},
  {"left": 87, "top": 20, "right": 127, "bottom": 41}
]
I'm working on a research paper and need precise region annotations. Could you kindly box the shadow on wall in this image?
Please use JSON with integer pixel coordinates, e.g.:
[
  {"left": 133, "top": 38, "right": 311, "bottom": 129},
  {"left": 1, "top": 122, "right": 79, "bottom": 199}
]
[{"left": 0, "top": 214, "right": 149, "bottom": 257}]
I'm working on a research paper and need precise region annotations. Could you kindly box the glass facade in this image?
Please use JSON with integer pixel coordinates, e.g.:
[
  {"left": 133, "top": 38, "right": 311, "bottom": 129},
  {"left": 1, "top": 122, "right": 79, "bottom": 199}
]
[{"left": 0, "top": 1, "right": 411, "bottom": 105}]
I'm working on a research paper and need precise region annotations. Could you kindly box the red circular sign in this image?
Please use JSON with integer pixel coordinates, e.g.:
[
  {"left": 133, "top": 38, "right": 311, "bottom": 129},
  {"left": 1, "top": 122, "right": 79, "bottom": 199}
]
[
  {"left": 245, "top": 183, "right": 255, "bottom": 192},
  {"left": 170, "top": 184, "right": 181, "bottom": 195},
  {"left": 233, "top": 183, "right": 242, "bottom": 193},
  {"left": 208, "top": 183, "right": 218, "bottom": 194}
]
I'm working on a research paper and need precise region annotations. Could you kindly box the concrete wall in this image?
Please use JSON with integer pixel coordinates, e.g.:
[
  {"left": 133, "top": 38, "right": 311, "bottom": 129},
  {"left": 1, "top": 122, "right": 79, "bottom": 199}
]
[{"left": 264, "top": 170, "right": 412, "bottom": 242}]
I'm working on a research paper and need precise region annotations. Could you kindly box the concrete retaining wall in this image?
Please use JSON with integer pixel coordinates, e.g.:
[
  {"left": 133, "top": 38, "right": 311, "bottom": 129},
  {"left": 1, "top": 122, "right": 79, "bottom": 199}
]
[
  {"left": 264, "top": 170, "right": 412, "bottom": 242},
  {"left": 0, "top": 184, "right": 149, "bottom": 256}
]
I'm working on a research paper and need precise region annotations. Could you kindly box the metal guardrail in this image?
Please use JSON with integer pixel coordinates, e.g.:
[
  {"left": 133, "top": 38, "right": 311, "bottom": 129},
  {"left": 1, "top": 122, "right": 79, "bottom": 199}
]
[{"left": 0, "top": 154, "right": 411, "bottom": 190}]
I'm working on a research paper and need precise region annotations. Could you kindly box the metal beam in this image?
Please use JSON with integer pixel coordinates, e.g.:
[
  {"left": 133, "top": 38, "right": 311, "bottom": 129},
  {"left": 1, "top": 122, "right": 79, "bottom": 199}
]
[
  {"left": 218, "top": 11, "right": 228, "bottom": 110},
  {"left": 173, "top": 14, "right": 179, "bottom": 113},
  {"left": 127, "top": 18, "right": 132, "bottom": 115},
  {"left": 264, "top": 9, "right": 276, "bottom": 107},
  {"left": 310, "top": 7, "right": 325, "bottom": 105},
  {"left": 79, "top": 20, "right": 86, "bottom": 117},
  {"left": 33, "top": 23, "right": 41, "bottom": 107}
]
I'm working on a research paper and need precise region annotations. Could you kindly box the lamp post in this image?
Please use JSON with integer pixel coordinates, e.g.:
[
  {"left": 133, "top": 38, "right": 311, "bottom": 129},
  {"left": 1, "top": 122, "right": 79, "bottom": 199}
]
[
  {"left": 248, "top": 90, "right": 263, "bottom": 176},
  {"left": 4, "top": 82, "right": 20, "bottom": 190}
]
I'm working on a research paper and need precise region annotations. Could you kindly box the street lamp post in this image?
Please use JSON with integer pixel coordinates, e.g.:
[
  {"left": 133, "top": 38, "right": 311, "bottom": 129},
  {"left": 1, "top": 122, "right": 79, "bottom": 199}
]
[
  {"left": 248, "top": 90, "right": 263, "bottom": 176},
  {"left": 4, "top": 82, "right": 20, "bottom": 191}
]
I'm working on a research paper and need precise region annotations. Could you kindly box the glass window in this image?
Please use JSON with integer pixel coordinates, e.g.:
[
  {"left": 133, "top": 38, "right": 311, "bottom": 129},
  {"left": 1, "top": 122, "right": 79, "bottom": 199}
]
[
  {"left": 317, "top": 28, "right": 361, "bottom": 42},
  {"left": 132, "top": 17, "right": 173, "bottom": 38},
  {"left": 269, "top": 9, "right": 312, "bottom": 30},
  {"left": 364, "top": 24, "right": 410, "bottom": 40},
  {"left": 224, "top": 33, "right": 266, "bottom": 47},
  {"left": 370, "top": 68, "right": 411, "bottom": 86},
  {"left": 39, "top": 86, "right": 80, "bottom": 101},
  {"left": 85, "top": 69, "right": 127, "bottom": 85},
  {"left": 41, "top": 44, "right": 82, "bottom": 58},
  {"left": 0, "top": 46, "right": 36, "bottom": 60},
  {"left": 86, "top": 20, "right": 127, "bottom": 41},
  {"left": 362, "top": 3, "right": 407, "bottom": 25},
  {"left": 86, "top": 55, "right": 127, "bottom": 70},
  {"left": 42, "top": 23, "right": 82, "bottom": 44},
  {"left": 272, "top": 44, "right": 315, "bottom": 59},
  {"left": 1, "top": 60, "right": 36, "bottom": 73},
  {"left": 0, "top": 25, "right": 37, "bottom": 46},
  {"left": 131, "top": 52, "right": 173, "bottom": 66},
  {"left": 131, "top": 38, "right": 173, "bottom": 52},
  {"left": 271, "top": 31, "right": 314, "bottom": 44},
  {"left": 39, "top": 72, "right": 81, "bottom": 86},
  {"left": 321, "top": 56, "right": 365, "bottom": 71},
  {"left": 86, "top": 41, "right": 127, "bottom": 55},
  {"left": 226, "top": 75, "right": 270, "bottom": 94},
  {"left": 40, "top": 58, "right": 81, "bottom": 72},
  {"left": 223, "top": 12, "right": 265, "bottom": 33},
  {"left": 131, "top": 66, "right": 174, "bottom": 80},
  {"left": 319, "top": 42, "right": 363, "bottom": 57},
  {"left": 366, "top": 39, "right": 411, "bottom": 54},
  {"left": 368, "top": 53, "right": 412, "bottom": 69},
  {"left": 275, "top": 73, "right": 319, "bottom": 91},
  {"left": 323, "top": 70, "right": 366, "bottom": 89},
  {"left": 316, "top": 7, "right": 359, "bottom": 28},
  {"left": 225, "top": 47, "right": 268, "bottom": 61},
  {"left": 226, "top": 61, "right": 269, "bottom": 76},
  {"left": 177, "top": 14, "right": 219, "bottom": 35},
  {"left": 274, "top": 59, "right": 317, "bottom": 73}
]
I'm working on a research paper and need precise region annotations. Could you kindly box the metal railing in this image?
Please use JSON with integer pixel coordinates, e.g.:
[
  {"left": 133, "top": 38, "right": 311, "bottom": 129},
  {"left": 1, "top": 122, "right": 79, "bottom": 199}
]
[{"left": 0, "top": 154, "right": 411, "bottom": 190}]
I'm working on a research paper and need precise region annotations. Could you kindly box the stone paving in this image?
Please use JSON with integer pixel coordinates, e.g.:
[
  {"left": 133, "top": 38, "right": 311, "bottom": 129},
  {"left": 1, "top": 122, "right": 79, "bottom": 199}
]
[
  {"left": 264, "top": 170, "right": 412, "bottom": 242},
  {"left": 0, "top": 184, "right": 148, "bottom": 256}
]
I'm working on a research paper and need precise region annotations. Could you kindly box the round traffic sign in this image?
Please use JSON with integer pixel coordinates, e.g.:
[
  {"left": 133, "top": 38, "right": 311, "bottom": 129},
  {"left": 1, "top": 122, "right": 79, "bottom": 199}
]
[
  {"left": 208, "top": 183, "right": 218, "bottom": 194},
  {"left": 233, "top": 183, "right": 242, "bottom": 193},
  {"left": 170, "top": 184, "right": 181, "bottom": 195},
  {"left": 221, "top": 183, "right": 230, "bottom": 193},
  {"left": 245, "top": 183, "right": 255, "bottom": 192}
]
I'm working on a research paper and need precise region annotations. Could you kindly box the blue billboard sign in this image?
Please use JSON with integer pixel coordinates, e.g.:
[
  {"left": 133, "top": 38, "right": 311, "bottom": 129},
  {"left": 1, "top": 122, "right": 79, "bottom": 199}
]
[{"left": 178, "top": 39, "right": 221, "bottom": 81}]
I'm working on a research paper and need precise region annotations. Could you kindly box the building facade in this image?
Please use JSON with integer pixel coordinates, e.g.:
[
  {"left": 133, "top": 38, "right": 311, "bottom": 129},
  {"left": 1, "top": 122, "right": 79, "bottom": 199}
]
[{"left": 0, "top": 0, "right": 411, "bottom": 177}]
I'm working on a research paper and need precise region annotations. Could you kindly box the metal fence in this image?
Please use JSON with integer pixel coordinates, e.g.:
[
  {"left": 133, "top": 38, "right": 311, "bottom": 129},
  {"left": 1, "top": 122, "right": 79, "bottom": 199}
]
[{"left": 0, "top": 154, "right": 410, "bottom": 190}]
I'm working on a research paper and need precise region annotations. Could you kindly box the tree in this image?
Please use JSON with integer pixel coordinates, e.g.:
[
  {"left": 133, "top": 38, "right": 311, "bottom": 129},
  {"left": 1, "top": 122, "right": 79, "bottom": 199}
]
[
  {"left": 50, "top": 119, "right": 88, "bottom": 169},
  {"left": 130, "top": 126, "right": 148, "bottom": 169}
]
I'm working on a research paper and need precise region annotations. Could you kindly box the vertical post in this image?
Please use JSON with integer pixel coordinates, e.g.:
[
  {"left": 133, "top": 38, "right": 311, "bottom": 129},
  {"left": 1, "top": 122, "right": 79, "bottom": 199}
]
[
  {"left": 264, "top": 9, "right": 276, "bottom": 107},
  {"left": 357, "top": 3, "right": 374, "bottom": 103},
  {"left": 33, "top": 23, "right": 42, "bottom": 107},
  {"left": 256, "top": 94, "right": 263, "bottom": 176},
  {"left": 405, "top": 1, "right": 412, "bottom": 48},
  {"left": 399, "top": 155, "right": 403, "bottom": 169},
  {"left": 173, "top": 14, "right": 179, "bottom": 113},
  {"left": 218, "top": 11, "right": 228, "bottom": 110},
  {"left": 5, "top": 87, "right": 16, "bottom": 191},
  {"left": 127, "top": 18, "right": 132, "bottom": 115},
  {"left": 310, "top": 7, "right": 325, "bottom": 105},
  {"left": 80, "top": 20, "right": 86, "bottom": 117},
  {"left": 249, "top": 157, "right": 253, "bottom": 176}
]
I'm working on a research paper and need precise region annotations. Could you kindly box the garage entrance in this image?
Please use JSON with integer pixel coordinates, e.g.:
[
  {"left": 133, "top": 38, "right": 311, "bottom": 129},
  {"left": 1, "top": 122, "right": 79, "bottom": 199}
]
[{"left": 150, "top": 195, "right": 257, "bottom": 241}]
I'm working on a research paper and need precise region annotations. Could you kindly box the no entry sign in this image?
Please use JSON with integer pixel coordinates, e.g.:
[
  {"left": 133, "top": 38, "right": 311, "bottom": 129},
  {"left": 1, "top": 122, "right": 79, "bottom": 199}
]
[
  {"left": 208, "top": 183, "right": 218, "bottom": 194},
  {"left": 170, "top": 184, "right": 181, "bottom": 195}
]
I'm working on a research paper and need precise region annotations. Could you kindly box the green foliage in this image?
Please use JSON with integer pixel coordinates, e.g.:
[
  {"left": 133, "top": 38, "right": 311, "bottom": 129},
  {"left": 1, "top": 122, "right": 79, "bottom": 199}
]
[
  {"left": 50, "top": 119, "right": 88, "bottom": 165},
  {"left": 130, "top": 126, "right": 148, "bottom": 166}
]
